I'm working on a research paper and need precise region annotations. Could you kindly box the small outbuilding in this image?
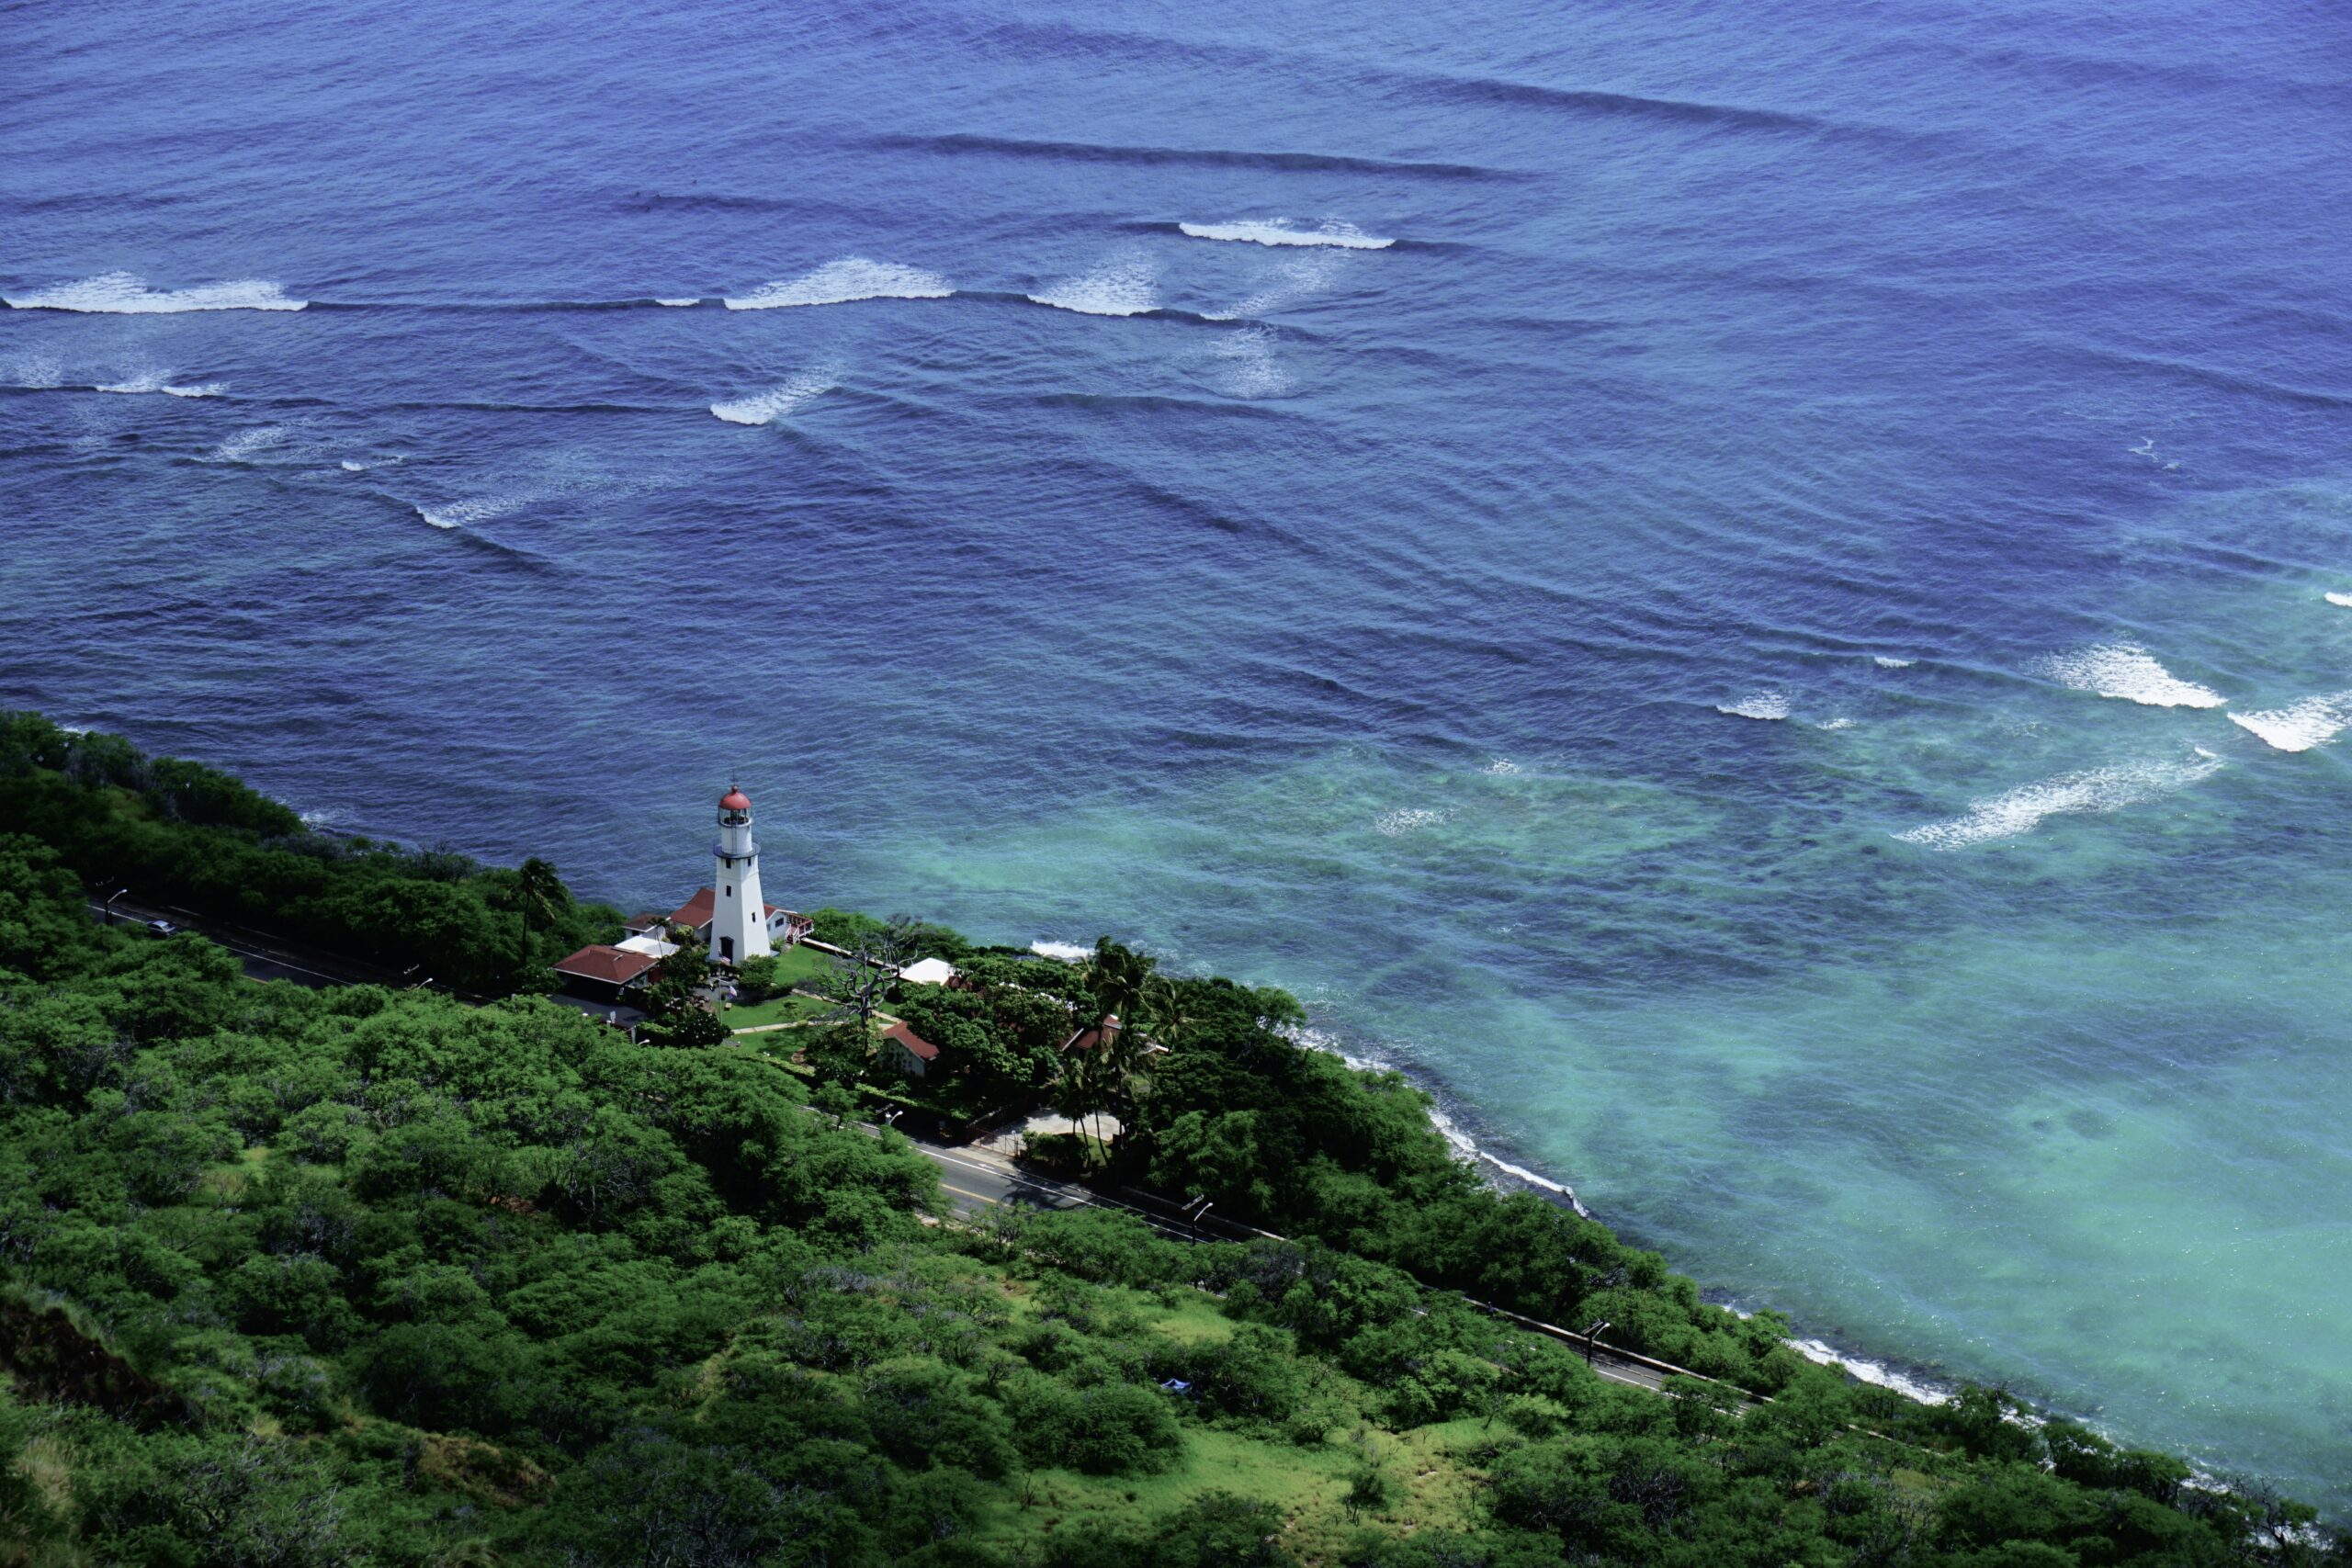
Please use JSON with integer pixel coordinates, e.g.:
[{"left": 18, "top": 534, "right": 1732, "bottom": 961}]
[
  {"left": 897, "top": 956, "right": 957, "bottom": 988},
  {"left": 552, "top": 943, "right": 659, "bottom": 1006},
  {"left": 881, "top": 1020, "right": 942, "bottom": 1078}
]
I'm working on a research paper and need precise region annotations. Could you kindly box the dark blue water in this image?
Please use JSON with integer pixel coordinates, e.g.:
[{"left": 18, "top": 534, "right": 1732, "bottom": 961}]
[{"left": 8, "top": 0, "right": 2352, "bottom": 1504}]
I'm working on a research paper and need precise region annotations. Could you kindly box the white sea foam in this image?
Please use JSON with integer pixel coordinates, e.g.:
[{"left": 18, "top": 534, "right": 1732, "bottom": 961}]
[
  {"left": 722, "top": 259, "right": 951, "bottom": 310},
  {"left": 1717, "top": 691, "right": 1791, "bottom": 720},
  {"left": 339, "top": 460, "right": 368, "bottom": 472},
  {"left": 1815, "top": 716, "right": 1856, "bottom": 731},
  {"left": 1786, "top": 1338, "right": 1953, "bottom": 1405},
  {"left": 1179, "top": 219, "right": 1395, "bottom": 250},
  {"left": 1484, "top": 757, "right": 1521, "bottom": 775},
  {"left": 2325, "top": 592, "right": 2352, "bottom": 608},
  {"left": 6, "top": 272, "right": 306, "bottom": 313},
  {"left": 1207, "top": 326, "right": 1290, "bottom": 399},
  {"left": 655, "top": 298, "right": 701, "bottom": 307},
  {"left": 1895, "top": 752, "right": 2223, "bottom": 850},
  {"left": 213, "top": 426, "right": 290, "bottom": 462},
  {"left": 96, "top": 374, "right": 221, "bottom": 398},
  {"left": 709, "top": 366, "right": 842, "bottom": 426},
  {"left": 1204, "top": 252, "right": 1343, "bottom": 321},
  {"left": 1028, "top": 941, "right": 1091, "bottom": 964},
  {"left": 1426, "top": 1101, "right": 1589, "bottom": 1212},
  {"left": 1374, "top": 806, "right": 1451, "bottom": 836},
  {"left": 2227, "top": 693, "right": 2352, "bottom": 752},
  {"left": 416, "top": 496, "right": 530, "bottom": 530},
  {"left": 1027, "top": 258, "right": 1157, "bottom": 317},
  {"left": 1873, "top": 656, "right": 1915, "bottom": 669},
  {"left": 2037, "top": 644, "right": 2224, "bottom": 708},
  {"left": 3, "top": 356, "right": 64, "bottom": 389}
]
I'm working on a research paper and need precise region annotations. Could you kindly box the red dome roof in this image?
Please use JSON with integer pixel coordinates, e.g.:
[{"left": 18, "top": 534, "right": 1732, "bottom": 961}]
[{"left": 718, "top": 787, "right": 752, "bottom": 811}]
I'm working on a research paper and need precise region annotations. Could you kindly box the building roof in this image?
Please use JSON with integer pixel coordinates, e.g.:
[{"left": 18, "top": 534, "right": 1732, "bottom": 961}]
[
  {"left": 553, "top": 944, "right": 659, "bottom": 987},
  {"left": 623, "top": 911, "right": 669, "bottom": 933},
  {"left": 720, "top": 787, "right": 752, "bottom": 811},
  {"left": 880, "top": 1021, "right": 940, "bottom": 1061},
  {"left": 1062, "top": 1014, "right": 1121, "bottom": 1054},
  {"left": 614, "top": 932, "right": 680, "bottom": 959},
  {"left": 671, "top": 887, "right": 715, "bottom": 929},
  {"left": 898, "top": 956, "right": 956, "bottom": 987}
]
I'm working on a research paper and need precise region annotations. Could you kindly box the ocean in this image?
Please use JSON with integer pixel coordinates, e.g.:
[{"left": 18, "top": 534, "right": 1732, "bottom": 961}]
[{"left": 6, "top": 0, "right": 2349, "bottom": 1506}]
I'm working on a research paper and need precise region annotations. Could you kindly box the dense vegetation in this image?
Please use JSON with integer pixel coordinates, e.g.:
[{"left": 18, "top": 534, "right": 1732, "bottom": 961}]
[
  {"left": 0, "top": 714, "right": 620, "bottom": 994},
  {"left": 0, "top": 718, "right": 2339, "bottom": 1564}
]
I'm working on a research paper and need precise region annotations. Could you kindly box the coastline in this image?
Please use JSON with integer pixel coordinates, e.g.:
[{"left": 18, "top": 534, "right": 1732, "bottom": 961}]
[{"left": 1283, "top": 1016, "right": 1974, "bottom": 1411}]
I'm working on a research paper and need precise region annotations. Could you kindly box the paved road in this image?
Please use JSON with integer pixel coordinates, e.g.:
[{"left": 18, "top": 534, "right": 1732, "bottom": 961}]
[
  {"left": 904, "top": 1135, "right": 1676, "bottom": 1393},
  {"left": 88, "top": 896, "right": 1684, "bottom": 1397},
  {"left": 87, "top": 897, "right": 400, "bottom": 988}
]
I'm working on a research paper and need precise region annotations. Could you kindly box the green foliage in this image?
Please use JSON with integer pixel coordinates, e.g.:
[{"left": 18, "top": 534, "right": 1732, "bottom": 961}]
[
  {"left": 0, "top": 714, "right": 621, "bottom": 993},
  {"left": 734, "top": 951, "right": 783, "bottom": 1002},
  {"left": 0, "top": 728, "right": 2327, "bottom": 1568}
]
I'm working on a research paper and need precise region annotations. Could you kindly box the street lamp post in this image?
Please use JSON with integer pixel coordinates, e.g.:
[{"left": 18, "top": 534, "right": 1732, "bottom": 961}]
[
  {"left": 1582, "top": 1320, "right": 1611, "bottom": 1366},
  {"left": 103, "top": 886, "right": 130, "bottom": 924}
]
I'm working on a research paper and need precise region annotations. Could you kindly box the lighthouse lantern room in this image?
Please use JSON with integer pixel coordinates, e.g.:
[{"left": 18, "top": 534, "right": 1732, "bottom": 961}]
[{"left": 709, "top": 786, "right": 773, "bottom": 966}]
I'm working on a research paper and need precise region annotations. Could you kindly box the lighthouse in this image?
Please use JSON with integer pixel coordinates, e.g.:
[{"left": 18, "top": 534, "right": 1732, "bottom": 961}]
[{"left": 708, "top": 785, "right": 772, "bottom": 966}]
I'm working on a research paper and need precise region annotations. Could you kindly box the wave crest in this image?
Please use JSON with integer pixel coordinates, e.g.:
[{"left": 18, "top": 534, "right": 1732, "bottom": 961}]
[
  {"left": 2037, "top": 644, "right": 2224, "bottom": 708},
  {"left": 1027, "top": 258, "right": 1158, "bottom": 317},
  {"left": 1179, "top": 219, "right": 1394, "bottom": 250},
  {"left": 1717, "top": 691, "right": 1791, "bottom": 720},
  {"left": 2228, "top": 694, "right": 2352, "bottom": 752},
  {"left": 1895, "top": 752, "right": 2222, "bottom": 850},
  {"left": 6, "top": 272, "right": 306, "bottom": 313},
  {"left": 710, "top": 366, "right": 842, "bottom": 426},
  {"left": 722, "top": 259, "right": 950, "bottom": 310}
]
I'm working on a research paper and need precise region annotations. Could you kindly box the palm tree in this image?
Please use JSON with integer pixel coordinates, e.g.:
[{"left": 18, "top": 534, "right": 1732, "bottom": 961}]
[
  {"left": 514, "top": 857, "right": 571, "bottom": 932},
  {"left": 1079, "top": 938, "right": 1166, "bottom": 1149}
]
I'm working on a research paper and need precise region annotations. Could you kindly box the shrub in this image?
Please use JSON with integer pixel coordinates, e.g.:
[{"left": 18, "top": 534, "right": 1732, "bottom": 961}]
[{"left": 1003, "top": 1377, "right": 1182, "bottom": 1475}]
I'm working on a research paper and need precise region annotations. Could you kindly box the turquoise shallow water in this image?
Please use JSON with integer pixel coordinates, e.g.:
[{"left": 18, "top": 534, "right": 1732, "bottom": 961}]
[{"left": 6, "top": 0, "right": 2352, "bottom": 1506}]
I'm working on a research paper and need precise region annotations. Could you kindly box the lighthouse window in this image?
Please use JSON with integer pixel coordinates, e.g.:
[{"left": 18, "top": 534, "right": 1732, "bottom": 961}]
[{"left": 725, "top": 885, "right": 733, "bottom": 897}]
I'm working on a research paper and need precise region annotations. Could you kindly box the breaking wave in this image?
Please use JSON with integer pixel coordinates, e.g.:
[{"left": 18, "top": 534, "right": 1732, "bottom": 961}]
[
  {"left": 722, "top": 259, "right": 951, "bottom": 310},
  {"left": 1717, "top": 690, "right": 1791, "bottom": 720},
  {"left": 415, "top": 497, "right": 530, "bottom": 530},
  {"left": 1288, "top": 1025, "right": 1589, "bottom": 1213},
  {"left": 1179, "top": 219, "right": 1395, "bottom": 250},
  {"left": 1028, "top": 941, "right": 1091, "bottom": 963},
  {"left": 710, "top": 366, "right": 842, "bottom": 425},
  {"left": 1895, "top": 751, "right": 2223, "bottom": 850},
  {"left": 2227, "top": 694, "right": 2352, "bottom": 752},
  {"left": 96, "top": 374, "right": 223, "bottom": 398},
  {"left": 655, "top": 297, "right": 701, "bottom": 307},
  {"left": 2325, "top": 592, "right": 2352, "bottom": 608},
  {"left": 2036, "top": 643, "right": 2224, "bottom": 708},
  {"left": 1027, "top": 258, "right": 1158, "bottom": 316},
  {"left": 213, "top": 426, "right": 292, "bottom": 462},
  {"left": 5, "top": 272, "right": 307, "bottom": 312},
  {"left": 1786, "top": 1339, "right": 1953, "bottom": 1405},
  {"left": 1873, "top": 655, "right": 1915, "bottom": 669}
]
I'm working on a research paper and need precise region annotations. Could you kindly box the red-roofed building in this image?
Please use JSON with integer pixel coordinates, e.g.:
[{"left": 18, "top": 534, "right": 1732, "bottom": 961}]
[
  {"left": 881, "top": 1020, "right": 942, "bottom": 1078},
  {"left": 668, "top": 886, "right": 814, "bottom": 952},
  {"left": 552, "top": 943, "right": 659, "bottom": 1005}
]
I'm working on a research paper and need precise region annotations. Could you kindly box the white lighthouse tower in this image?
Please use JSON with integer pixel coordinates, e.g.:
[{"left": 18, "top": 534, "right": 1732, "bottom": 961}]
[{"left": 708, "top": 785, "right": 772, "bottom": 966}]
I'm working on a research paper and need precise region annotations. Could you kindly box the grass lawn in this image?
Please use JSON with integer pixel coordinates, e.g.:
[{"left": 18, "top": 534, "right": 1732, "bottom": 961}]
[
  {"left": 724, "top": 991, "right": 832, "bottom": 1030},
  {"left": 763, "top": 943, "right": 835, "bottom": 987}
]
